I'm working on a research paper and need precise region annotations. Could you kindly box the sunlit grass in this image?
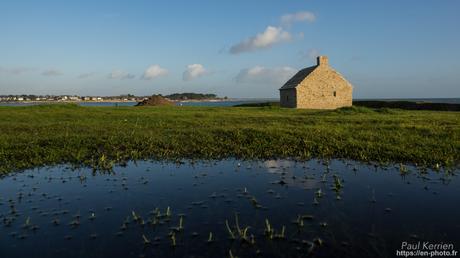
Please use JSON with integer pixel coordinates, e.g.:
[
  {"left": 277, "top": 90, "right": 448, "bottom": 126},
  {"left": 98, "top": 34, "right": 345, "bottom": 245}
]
[{"left": 0, "top": 104, "right": 458, "bottom": 174}]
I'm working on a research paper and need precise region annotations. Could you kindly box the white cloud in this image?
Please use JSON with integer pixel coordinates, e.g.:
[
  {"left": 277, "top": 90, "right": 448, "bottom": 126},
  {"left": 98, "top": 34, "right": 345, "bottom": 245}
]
[
  {"left": 42, "top": 69, "right": 63, "bottom": 76},
  {"left": 229, "top": 26, "right": 292, "bottom": 54},
  {"left": 235, "top": 66, "right": 297, "bottom": 84},
  {"left": 183, "top": 64, "right": 208, "bottom": 81},
  {"left": 108, "top": 69, "right": 135, "bottom": 80},
  {"left": 78, "top": 72, "right": 97, "bottom": 79},
  {"left": 281, "top": 11, "right": 316, "bottom": 26},
  {"left": 142, "top": 65, "right": 168, "bottom": 80}
]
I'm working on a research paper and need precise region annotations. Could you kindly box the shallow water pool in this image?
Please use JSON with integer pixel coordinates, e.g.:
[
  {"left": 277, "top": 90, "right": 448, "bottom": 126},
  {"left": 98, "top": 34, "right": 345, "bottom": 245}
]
[{"left": 0, "top": 159, "right": 459, "bottom": 257}]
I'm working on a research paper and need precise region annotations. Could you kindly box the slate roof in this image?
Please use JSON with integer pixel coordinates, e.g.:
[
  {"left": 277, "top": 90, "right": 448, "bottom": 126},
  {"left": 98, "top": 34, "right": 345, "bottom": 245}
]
[{"left": 279, "top": 65, "right": 317, "bottom": 90}]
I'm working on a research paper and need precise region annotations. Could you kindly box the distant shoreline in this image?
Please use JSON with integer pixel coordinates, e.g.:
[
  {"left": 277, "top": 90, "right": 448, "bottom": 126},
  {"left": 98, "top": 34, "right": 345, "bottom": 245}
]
[
  {"left": 0, "top": 101, "right": 139, "bottom": 106},
  {"left": 0, "top": 98, "right": 236, "bottom": 104},
  {"left": 1, "top": 98, "right": 459, "bottom": 105}
]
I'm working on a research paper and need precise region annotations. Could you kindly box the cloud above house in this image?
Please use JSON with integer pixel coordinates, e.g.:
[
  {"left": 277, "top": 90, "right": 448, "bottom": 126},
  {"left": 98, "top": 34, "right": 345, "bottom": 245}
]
[
  {"left": 280, "top": 11, "right": 316, "bottom": 26},
  {"left": 229, "top": 26, "right": 292, "bottom": 54},
  {"left": 183, "top": 64, "right": 208, "bottom": 81},
  {"left": 42, "top": 69, "right": 63, "bottom": 76},
  {"left": 235, "top": 66, "right": 297, "bottom": 84},
  {"left": 142, "top": 65, "right": 168, "bottom": 80},
  {"left": 228, "top": 11, "right": 315, "bottom": 55},
  {"left": 108, "top": 69, "right": 135, "bottom": 80}
]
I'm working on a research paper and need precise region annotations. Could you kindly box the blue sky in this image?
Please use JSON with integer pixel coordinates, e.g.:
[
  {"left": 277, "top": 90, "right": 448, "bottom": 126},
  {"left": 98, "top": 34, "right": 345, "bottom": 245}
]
[{"left": 1, "top": 0, "right": 459, "bottom": 98}]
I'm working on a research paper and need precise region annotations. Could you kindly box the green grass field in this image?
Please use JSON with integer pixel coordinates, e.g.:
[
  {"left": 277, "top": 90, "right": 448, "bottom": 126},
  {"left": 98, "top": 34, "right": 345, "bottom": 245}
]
[{"left": 0, "top": 104, "right": 458, "bottom": 174}]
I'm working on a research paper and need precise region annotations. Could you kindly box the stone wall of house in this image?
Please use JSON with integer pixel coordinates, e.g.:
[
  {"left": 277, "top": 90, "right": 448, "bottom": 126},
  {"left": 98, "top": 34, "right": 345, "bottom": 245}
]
[
  {"left": 295, "top": 66, "right": 352, "bottom": 109},
  {"left": 280, "top": 89, "right": 296, "bottom": 108}
]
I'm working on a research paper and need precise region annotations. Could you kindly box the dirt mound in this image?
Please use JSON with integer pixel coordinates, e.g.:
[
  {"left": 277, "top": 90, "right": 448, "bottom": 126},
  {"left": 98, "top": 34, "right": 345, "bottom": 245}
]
[{"left": 136, "top": 95, "right": 174, "bottom": 106}]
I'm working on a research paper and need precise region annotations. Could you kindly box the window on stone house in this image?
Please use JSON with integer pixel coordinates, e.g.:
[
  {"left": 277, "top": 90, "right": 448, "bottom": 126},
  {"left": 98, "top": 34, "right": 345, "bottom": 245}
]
[{"left": 333, "top": 91, "right": 337, "bottom": 97}]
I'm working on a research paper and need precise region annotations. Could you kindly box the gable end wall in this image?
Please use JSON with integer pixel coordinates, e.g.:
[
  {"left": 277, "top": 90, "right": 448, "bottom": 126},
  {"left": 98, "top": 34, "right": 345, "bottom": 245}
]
[{"left": 295, "top": 67, "right": 352, "bottom": 109}]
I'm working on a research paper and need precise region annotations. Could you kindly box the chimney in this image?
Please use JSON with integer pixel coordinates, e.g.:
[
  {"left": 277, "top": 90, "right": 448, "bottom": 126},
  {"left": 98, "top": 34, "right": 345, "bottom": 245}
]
[{"left": 317, "top": 56, "right": 328, "bottom": 66}]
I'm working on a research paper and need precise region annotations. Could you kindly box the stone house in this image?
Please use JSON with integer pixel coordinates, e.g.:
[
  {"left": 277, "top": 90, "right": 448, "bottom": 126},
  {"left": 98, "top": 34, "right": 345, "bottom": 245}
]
[{"left": 279, "top": 56, "right": 353, "bottom": 109}]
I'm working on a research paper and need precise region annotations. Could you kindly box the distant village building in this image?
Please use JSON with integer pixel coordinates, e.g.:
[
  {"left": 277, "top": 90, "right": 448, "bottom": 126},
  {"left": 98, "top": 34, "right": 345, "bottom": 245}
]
[{"left": 279, "top": 56, "right": 353, "bottom": 109}]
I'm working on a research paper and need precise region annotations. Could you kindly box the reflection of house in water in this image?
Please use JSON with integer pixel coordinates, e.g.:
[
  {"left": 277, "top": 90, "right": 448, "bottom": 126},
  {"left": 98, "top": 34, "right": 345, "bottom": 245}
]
[
  {"left": 263, "top": 160, "right": 295, "bottom": 174},
  {"left": 262, "top": 160, "right": 319, "bottom": 190}
]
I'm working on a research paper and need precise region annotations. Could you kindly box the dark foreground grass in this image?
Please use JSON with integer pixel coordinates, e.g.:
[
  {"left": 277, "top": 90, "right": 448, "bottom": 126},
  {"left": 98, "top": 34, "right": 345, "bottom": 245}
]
[{"left": 0, "top": 104, "right": 459, "bottom": 174}]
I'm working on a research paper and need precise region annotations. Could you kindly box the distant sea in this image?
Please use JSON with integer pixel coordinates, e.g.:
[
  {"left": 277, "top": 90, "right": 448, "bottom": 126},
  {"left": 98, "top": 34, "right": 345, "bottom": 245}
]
[{"left": 1, "top": 98, "right": 459, "bottom": 107}]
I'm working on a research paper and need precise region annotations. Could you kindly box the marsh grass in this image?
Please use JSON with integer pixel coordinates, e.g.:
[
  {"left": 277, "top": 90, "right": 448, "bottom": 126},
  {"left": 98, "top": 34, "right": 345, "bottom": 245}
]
[{"left": 0, "top": 104, "right": 458, "bottom": 174}]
